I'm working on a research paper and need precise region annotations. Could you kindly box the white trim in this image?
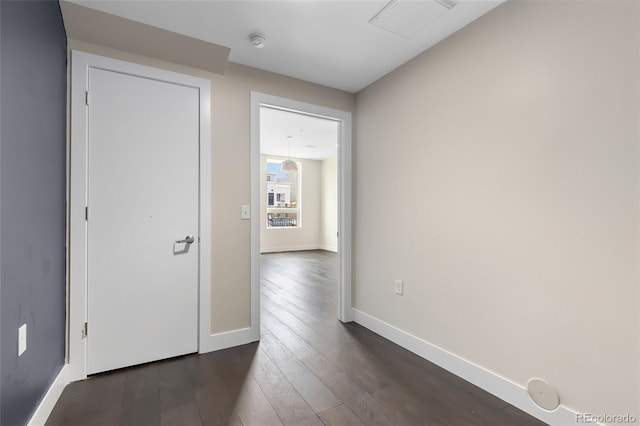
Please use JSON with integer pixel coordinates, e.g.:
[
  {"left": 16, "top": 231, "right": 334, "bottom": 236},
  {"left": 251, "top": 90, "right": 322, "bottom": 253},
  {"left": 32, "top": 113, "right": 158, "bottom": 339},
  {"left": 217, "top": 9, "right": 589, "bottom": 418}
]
[
  {"left": 197, "top": 60, "right": 213, "bottom": 356},
  {"left": 261, "top": 245, "right": 323, "bottom": 253},
  {"left": 68, "top": 50, "right": 88, "bottom": 382},
  {"left": 27, "top": 365, "right": 69, "bottom": 426},
  {"left": 250, "top": 93, "right": 262, "bottom": 343},
  {"left": 320, "top": 245, "right": 338, "bottom": 253},
  {"left": 337, "top": 110, "right": 353, "bottom": 322},
  {"left": 199, "top": 328, "right": 256, "bottom": 353},
  {"left": 251, "top": 92, "right": 353, "bottom": 327},
  {"left": 352, "top": 308, "right": 587, "bottom": 426},
  {"left": 69, "top": 51, "right": 212, "bottom": 381}
]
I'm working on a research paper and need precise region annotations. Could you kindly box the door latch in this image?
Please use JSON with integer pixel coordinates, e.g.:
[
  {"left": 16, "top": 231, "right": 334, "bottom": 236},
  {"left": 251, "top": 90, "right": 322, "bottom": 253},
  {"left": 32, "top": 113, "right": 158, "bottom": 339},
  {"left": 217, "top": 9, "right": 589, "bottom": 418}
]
[{"left": 175, "top": 235, "right": 195, "bottom": 244}]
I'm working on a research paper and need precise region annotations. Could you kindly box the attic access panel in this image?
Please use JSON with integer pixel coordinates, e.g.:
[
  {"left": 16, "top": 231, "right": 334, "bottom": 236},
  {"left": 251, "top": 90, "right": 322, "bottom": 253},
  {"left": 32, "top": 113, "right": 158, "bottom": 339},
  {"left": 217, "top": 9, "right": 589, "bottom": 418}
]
[{"left": 369, "top": 0, "right": 453, "bottom": 40}]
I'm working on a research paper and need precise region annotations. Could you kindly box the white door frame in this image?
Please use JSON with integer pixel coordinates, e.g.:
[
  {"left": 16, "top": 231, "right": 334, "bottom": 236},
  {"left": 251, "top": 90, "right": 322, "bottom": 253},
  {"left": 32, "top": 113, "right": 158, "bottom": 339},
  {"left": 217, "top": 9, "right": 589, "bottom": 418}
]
[
  {"left": 250, "top": 92, "right": 353, "bottom": 326},
  {"left": 68, "top": 51, "right": 212, "bottom": 381}
]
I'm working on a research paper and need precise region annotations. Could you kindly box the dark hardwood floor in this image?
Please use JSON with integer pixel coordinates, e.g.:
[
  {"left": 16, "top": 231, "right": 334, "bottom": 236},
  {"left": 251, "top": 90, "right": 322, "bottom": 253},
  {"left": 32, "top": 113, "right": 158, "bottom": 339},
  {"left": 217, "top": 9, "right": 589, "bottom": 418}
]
[{"left": 46, "top": 250, "right": 546, "bottom": 426}]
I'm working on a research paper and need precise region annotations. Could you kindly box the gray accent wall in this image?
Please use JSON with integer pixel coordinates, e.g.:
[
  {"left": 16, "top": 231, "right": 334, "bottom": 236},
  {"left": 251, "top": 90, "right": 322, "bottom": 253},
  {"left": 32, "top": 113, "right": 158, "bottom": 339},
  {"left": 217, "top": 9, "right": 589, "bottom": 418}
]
[{"left": 0, "top": 1, "right": 67, "bottom": 425}]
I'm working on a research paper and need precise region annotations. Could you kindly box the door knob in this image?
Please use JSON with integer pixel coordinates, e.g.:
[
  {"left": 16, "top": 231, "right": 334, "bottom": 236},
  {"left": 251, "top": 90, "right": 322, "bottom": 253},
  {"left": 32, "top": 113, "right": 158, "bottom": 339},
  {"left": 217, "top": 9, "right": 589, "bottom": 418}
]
[{"left": 175, "top": 235, "right": 195, "bottom": 244}]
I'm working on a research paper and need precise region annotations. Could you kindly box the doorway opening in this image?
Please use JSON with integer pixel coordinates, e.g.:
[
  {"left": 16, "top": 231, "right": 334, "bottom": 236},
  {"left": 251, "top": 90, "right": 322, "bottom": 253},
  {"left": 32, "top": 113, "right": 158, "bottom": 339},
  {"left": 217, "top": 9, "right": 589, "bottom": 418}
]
[
  {"left": 250, "top": 93, "right": 353, "bottom": 336},
  {"left": 260, "top": 106, "right": 338, "bottom": 251}
]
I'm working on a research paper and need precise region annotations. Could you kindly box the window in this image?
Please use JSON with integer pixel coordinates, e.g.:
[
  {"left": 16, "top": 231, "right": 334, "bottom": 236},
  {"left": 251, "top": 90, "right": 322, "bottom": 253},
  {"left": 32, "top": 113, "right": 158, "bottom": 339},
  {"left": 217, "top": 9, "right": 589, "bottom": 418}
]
[{"left": 266, "top": 160, "right": 300, "bottom": 228}]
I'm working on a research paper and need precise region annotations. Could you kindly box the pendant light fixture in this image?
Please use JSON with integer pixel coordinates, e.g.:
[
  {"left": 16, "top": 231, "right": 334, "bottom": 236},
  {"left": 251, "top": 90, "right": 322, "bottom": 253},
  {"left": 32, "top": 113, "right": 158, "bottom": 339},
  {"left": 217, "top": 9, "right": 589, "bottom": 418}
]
[{"left": 281, "top": 136, "right": 298, "bottom": 172}]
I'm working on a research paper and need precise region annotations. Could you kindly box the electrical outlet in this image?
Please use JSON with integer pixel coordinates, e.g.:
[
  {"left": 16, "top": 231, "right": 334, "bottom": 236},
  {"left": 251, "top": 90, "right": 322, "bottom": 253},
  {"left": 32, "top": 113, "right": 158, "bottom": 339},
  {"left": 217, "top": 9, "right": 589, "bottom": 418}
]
[
  {"left": 395, "top": 279, "right": 403, "bottom": 295},
  {"left": 18, "top": 324, "right": 27, "bottom": 357}
]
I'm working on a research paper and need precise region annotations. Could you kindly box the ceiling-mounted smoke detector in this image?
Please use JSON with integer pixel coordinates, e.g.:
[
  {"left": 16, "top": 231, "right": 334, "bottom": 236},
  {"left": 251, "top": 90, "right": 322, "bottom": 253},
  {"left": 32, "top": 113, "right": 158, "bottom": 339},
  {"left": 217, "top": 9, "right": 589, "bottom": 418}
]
[{"left": 249, "top": 33, "right": 267, "bottom": 48}]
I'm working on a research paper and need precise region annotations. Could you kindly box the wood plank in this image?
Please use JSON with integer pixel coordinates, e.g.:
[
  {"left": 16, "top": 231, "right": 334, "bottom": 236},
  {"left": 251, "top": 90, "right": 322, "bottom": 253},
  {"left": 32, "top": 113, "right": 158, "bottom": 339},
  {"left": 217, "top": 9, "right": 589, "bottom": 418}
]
[
  {"left": 250, "top": 348, "right": 322, "bottom": 425},
  {"left": 261, "top": 310, "right": 319, "bottom": 360},
  {"left": 45, "top": 379, "right": 92, "bottom": 426},
  {"left": 157, "top": 356, "right": 198, "bottom": 413},
  {"left": 120, "top": 384, "right": 161, "bottom": 426},
  {"left": 193, "top": 354, "right": 239, "bottom": 425},
  {"left": 83, "top": 370, "right": 128, "bottom": 426},
  {"left": 317, "top": 404, "right": 365, "bottom": 426},
  {"left": 371, "top": 384, "right": 450, "bottom": 425},
  {"left": 259, "top": 333, "right": 342, "bottom": 414},
  {"left": 262, "top": 298, "right": 390, "bottom": 394},
  {"left": 234, "top": 377, "right": 284, "bottom": 426},
  {"left": 160, "top": 402, "right": 203, "bottom": 426},
  {"left": 302, "top": 354, "right": 404, "bottom": 425}
]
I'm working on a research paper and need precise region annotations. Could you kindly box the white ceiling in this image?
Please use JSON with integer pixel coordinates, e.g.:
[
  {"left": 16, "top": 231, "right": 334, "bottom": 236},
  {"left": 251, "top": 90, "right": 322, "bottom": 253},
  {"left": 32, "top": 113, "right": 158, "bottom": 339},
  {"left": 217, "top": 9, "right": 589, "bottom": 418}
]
[
  {"left": 67, "top": 0, "right": 504, "bottom": 93},
  {"left": 260, "top": 107, "right": 339, "bottom": 160}
]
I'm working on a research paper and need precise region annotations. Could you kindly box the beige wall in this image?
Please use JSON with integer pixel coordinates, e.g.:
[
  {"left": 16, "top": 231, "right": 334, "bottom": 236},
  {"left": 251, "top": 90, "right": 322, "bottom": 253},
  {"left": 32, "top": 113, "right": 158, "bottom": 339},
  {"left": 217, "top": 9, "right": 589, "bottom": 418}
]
[
  {"left": 260, "top": 155, "right": 322, "bottom": 252},
  {"left": 354, "top": 0, "right": 639, "bottom": 419},
  {"left": 321, "top": 155, "right": 338, "bottom": 252},
  {"left": 68, "top": 39, "right": 355, "bottom": 334}
]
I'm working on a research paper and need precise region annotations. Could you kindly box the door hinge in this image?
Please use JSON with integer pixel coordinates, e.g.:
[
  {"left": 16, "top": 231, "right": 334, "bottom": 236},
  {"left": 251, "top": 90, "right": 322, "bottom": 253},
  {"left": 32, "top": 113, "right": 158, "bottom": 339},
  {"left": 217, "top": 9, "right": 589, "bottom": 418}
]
[
  {"left": 82, "top": 322, "right": 88, "bottom": 337},
  {"left": 85, "top": 91, "right": 90, "bottom": 106},
  {"left": 85, "top": 206, "right": 88, "bottom": 221}
]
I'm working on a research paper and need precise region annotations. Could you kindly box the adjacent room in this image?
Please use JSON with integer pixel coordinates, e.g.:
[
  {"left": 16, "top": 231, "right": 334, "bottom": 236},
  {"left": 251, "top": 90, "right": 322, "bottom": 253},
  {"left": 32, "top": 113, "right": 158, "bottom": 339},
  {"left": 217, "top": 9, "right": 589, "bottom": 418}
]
[{"left": 259, "top": 106, "right": 339, "bottom": 255}]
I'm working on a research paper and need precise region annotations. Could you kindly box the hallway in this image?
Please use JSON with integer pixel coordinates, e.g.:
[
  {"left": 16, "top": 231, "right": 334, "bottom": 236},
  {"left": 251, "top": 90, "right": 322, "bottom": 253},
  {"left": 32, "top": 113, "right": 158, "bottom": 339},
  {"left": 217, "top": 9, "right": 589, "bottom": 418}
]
[{"left": 46, "top": 250, "right": 544, "bottom": 425}]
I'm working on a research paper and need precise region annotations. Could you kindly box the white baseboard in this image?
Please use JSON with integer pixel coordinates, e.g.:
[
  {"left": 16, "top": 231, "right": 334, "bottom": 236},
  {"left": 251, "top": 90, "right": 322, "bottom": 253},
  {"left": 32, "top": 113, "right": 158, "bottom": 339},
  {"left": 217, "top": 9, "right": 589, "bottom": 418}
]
[
  {"left": 261, "top": 245, "right": 321, "bottom": 253},
  {"left": 352, "top": 309, "right": 586, "bottom": 426},
  {"left": 320, "top": 244, "right": 337, "bottom": 253},
  {"left": 199, "top": 327, "right": 259, "bottom": 354},
  {"left": 27, "top": 365, "right": 69, "bottom": 426}
]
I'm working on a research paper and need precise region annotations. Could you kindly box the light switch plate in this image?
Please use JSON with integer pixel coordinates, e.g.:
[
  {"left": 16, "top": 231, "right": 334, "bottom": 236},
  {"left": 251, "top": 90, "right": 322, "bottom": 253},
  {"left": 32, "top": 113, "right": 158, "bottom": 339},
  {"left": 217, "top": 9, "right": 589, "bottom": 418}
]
[
  {"left": 18, "top": 324, "right": 27, "bottom": 356},
  {"left": 241, "top": 205, "right": 250, "bottom": 220}
]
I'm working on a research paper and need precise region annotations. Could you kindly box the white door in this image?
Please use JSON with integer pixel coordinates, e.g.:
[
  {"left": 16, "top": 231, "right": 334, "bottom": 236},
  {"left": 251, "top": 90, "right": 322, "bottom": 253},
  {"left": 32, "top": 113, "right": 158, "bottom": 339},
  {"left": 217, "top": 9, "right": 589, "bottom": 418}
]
[{"left": 86, "top": 68, "right": 199, "bottom": 374}]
